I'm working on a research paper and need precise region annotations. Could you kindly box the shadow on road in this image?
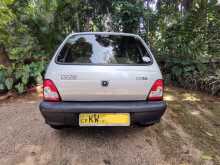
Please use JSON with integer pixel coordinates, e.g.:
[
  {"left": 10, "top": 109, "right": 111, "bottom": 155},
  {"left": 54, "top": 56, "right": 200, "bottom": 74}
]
[{"left": 56, "top": 126, "right": 146, "bottom": 139}]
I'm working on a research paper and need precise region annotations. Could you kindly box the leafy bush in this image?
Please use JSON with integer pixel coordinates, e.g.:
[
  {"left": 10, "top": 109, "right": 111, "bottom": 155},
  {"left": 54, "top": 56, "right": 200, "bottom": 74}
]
[
  {"left": 0, "top": 61, "right": 46, "bottom": 94},
  {"left": 159, "top": 57, "right": 220, "bottom": 95},
  {"left": 199, "top": 69, "right": 220, "bottom": 96}
]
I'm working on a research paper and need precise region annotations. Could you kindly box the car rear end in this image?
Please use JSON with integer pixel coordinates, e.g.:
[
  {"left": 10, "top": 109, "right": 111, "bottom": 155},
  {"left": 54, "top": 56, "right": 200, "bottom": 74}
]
[{"left": 39, "top": 32, "right": 166, "bottom": 128}]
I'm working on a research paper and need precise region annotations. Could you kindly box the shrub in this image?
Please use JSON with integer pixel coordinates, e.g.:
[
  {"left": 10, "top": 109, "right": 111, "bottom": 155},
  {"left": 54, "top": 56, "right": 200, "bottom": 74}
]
[{"left": 0, "top": 61, "right": 46, "bottom": 94}]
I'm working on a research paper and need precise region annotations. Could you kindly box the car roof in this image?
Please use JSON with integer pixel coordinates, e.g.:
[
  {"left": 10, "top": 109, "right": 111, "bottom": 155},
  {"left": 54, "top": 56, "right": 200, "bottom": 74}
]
[{"left": 69, "top": 32, "right": 140, "bottom": 38}]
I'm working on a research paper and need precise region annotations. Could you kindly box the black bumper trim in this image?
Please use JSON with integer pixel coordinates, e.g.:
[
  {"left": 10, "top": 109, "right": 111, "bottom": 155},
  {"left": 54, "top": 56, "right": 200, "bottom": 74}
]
[
  {"left": 40, "top": 101, "right": 166, "bottom": 113},
  {"left": 39, "top": 101, "right": 167, "bottom": 126}
]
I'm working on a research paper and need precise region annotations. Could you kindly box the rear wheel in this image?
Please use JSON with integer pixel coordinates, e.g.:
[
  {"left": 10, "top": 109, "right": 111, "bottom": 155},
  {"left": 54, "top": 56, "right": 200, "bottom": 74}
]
[
  {"left": 49, "top": 125, "right": 64, "bottom": 130},
  {"left": 137, "top": 119, "right": 160, "bottom": 127},
  {"left": 137, "top": 123, "right": 155, "bottom": 127}
]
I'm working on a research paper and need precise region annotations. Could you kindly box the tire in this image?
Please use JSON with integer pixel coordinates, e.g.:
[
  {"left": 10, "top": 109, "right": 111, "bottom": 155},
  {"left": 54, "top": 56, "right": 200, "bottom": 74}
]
[
  {"left": 50, "top": 125, "right": 64, "bottom": 130},
  {"left": 137, "top": 119, "right": 160, "bottom": 127},
  {"left": 137, "top": 122, "right": 155, "bottom": 127}
]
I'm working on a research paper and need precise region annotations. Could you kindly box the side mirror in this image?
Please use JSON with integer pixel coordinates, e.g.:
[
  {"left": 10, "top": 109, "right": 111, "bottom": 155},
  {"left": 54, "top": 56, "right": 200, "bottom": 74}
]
[{"left": 142, "top": 56, "right": 151, "bottom": 63}]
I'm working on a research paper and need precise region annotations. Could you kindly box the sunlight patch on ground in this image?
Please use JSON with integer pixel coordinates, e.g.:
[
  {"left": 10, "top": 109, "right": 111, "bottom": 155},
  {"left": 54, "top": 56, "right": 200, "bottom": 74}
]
[
  {"left": 182, "top": 93, "right": 201, "bottom": 102},
  {"left": 27, "top": 101, "right": 37, "bottom": 104},
  {"left": 164, "top": 94, "right": 176, "bottom": 101},
  {"left": 190, "top": 111, "right": 200, "bottom": 115},
  {"left": 38, "top": 93, "right": 43, "bottom": 98}
]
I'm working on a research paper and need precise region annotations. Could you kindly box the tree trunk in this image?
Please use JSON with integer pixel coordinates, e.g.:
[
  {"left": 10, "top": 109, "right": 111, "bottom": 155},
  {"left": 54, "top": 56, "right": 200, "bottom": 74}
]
[
  {"left": 0, "top": 44, "right": 11, "bottom": 67},
  {"left": 76, "top": 12, "right": 80, "bottom": 32},
  {"left": 182, "top": 0, "right": 193, "bottom": 12}
]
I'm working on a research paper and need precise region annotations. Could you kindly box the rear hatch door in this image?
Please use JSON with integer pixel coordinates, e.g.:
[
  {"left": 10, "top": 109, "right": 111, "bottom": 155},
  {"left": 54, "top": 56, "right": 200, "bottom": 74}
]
[
  {"left": 46, "top": 33, "right": 161, "bottom": 101},
  {"left": 47, "top": 65, "right": 159, "bottom": 101}
]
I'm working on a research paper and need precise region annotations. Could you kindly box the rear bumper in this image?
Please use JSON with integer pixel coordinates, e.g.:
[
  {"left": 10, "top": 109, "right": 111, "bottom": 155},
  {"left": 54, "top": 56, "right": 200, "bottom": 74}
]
[{"left": 39, "top": 101, "right": 167, "bottom": 126}]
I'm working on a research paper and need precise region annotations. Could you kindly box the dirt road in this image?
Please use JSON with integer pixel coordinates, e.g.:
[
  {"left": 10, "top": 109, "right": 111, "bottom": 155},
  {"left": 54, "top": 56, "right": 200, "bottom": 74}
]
[{"left": 0, "top": 87, "right": 219, "bottom": 165}]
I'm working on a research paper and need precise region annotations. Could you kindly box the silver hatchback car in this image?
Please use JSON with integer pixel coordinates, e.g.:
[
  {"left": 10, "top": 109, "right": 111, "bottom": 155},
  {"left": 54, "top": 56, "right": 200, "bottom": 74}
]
[{"left": 39, "top": 32, "right": 167, "bottom": 129}]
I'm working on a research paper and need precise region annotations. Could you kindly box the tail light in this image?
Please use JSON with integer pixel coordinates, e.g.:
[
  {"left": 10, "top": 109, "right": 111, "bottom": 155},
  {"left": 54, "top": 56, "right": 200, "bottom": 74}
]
[
  {"left": 148, "top": 79, "right": 164, "bottom": 101},
  {"left": 43, "top": 79, "right": 61, "bottom": 102}
]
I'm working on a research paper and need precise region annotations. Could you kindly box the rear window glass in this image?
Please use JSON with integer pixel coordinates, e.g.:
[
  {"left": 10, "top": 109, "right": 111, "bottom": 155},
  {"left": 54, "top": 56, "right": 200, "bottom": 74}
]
[{"left": 56, "top": 34, "right": 151, "bottom": 64}]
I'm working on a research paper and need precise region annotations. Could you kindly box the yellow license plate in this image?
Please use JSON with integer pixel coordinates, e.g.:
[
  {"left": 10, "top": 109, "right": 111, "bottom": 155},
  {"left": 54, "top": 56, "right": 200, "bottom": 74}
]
[{"left": 79, "top": 113, "right": 130, "bottom": 126}]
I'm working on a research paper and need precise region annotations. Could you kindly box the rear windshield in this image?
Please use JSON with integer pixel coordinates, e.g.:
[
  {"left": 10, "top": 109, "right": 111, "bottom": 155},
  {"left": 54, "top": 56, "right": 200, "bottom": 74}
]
[{"left": 56, "top": 34, "right": 151, "bottom": 65}]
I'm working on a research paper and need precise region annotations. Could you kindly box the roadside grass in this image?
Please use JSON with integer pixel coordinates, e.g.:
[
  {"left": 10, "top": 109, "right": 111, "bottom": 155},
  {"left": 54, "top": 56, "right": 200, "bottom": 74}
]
[{"left": 160, "top": 86, "right": 220, "bottom": 164}]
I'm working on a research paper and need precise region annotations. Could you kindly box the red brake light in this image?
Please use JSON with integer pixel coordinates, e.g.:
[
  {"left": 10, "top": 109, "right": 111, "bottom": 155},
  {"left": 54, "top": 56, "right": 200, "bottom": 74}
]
[
  {"left": 43, "top": 79, "right": 61, "bottom": 102},
  {"left": 148, "top": 79, "right": 164, "bottom": 101}
]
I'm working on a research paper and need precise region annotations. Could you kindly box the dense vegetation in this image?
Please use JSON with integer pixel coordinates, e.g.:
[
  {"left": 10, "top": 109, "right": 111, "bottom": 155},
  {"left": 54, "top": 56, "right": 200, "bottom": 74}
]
[{"left": 0, "top": 0, "right": 219, "bottom": 95}]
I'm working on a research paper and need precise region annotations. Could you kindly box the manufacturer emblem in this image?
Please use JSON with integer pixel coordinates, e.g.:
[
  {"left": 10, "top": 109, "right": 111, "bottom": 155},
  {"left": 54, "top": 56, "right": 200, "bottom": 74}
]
[
  {"left": 61, "top": 75, "right": 77, "bottom": 80},
  {"left": 136, "top": 76, "right": 148, "bottom": 80},
  {"left": 101, "top": 80, "right": 109, "bottom": 87}
]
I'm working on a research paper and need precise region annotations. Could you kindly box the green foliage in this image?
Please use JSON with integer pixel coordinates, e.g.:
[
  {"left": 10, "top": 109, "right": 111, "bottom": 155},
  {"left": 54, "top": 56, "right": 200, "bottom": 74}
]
[
  {"left": 0, "top": 61, "right": 46, "bottom": 94},
  {"left": 160, "top": 57, "right": 220, "bottom": 95},
  {"left": 5, "top": 78, "right": 13, "bottom": 90},
  {"left": 15, "top": 83, "right": 24, "bottom": 94},
  {"left": 0, "top": 0, "right": 219, "bottom": 95},
  {"left": 112, "top": 1, "right": 144, "bottom": 33}
]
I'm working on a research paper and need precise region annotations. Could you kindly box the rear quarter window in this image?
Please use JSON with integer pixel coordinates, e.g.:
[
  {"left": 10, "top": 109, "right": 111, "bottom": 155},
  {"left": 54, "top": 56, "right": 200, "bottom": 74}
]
[{"left": 56, "top": 34, "right": 152, "bottom": 65}]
